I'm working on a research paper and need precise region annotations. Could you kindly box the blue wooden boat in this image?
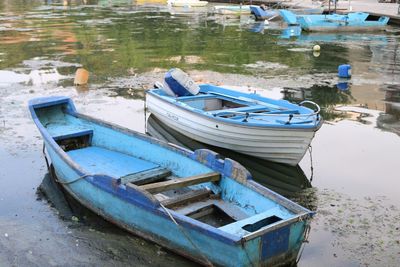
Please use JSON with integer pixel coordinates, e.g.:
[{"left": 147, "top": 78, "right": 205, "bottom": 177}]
[
  {"left": 250, "top": 6, "right": 278, "bottom": 21},
  {"left": 280, "top": 10, "right": 390, "bottom": 32},
  {"left": 29, "top": 96, "right": 314, "bottom": 266}
]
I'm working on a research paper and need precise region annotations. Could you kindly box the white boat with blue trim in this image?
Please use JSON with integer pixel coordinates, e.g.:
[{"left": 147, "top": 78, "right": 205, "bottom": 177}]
[
  {"left": 146, "top": 69, "right": 323, "bottom": 166},
  {"left": 29, "top": 96, "right": 314, "bottom": 266}
]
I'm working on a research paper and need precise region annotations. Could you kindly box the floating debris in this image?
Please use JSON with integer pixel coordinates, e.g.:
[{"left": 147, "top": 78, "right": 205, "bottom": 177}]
[{"left": 74, "top": 68, "right": 89, "bottom": 85}]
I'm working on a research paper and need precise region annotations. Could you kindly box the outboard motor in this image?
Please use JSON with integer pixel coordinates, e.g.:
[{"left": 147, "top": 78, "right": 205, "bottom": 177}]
[{"left": 161, "top": 68, "right": 200, "bottom": 97}]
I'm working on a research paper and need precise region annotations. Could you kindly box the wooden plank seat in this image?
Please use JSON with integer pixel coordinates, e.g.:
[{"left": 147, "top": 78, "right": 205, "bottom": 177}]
[
  {"left": 160, "top": 188, "right": 212, "bottom": 208},
  {"left": 139, "top": 172, "right": 221, "bottom": 194},
  {"left": 121, "top": 167, "right": 171, "bottom": 185},
  {"left": 174, "top": 199, "right": 249, "bottom": 221}
]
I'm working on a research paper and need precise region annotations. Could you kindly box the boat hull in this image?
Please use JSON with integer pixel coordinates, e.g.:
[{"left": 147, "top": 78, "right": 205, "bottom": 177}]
[
  {"left": 30, "top": 96, "right": 313, "bottom": 266},
  {"left": 280, "top": 10, "right": 389, "bottom": 32},
  {"left": 53, "top": 163, "right": 305, "bottom": 266},
  {"left": 146, "top": 93, "right": 317, "bottom": 166},
  {"left": 302, "top": 25, "right": 388, "bottom": 32}
]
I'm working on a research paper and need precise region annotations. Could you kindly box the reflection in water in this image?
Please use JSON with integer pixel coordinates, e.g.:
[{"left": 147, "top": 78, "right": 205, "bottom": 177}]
[
  {"left": 37, "top": 170, "right": 198, "bottom": 266},
  {"left": 146, "top": 114, "right": 317, "bottom": 210},
  {"left": 280, "top": 26, "right": 302, "bottom": 39},
  {"left": 282, "top": 84, "right": 354, "bottom": 121},
  {"left": 0, "top": 69, "right": 67, "bottom": 86},
  {"left": 377, "top": 83, "right": 400, "bottom": 136}
]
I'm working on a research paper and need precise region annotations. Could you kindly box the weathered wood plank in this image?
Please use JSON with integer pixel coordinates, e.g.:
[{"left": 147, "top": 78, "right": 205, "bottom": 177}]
[
  {"left": 122, "top": 167, "right": 171, "bottom": 185},
  {"left": 140, "top": 172, "right": 221, "bottom": 194},
  {"left": 161, "top": 188, "right": 211, "bottom": 208}
]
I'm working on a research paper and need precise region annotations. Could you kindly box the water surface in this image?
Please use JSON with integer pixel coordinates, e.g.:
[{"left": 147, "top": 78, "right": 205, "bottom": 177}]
[{"left": 1, "top": 1, "right": 400, "bottom": 266}]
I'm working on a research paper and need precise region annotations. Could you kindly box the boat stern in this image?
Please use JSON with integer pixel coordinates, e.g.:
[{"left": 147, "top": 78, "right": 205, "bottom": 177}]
[{"left": 29, "top": 96, "right": 77, "bottom": 119}]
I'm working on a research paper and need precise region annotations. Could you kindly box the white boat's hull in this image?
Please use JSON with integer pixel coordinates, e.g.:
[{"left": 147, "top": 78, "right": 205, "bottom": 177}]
[{"left": 147, "top": 94, "right": 318, "bottom": 166}]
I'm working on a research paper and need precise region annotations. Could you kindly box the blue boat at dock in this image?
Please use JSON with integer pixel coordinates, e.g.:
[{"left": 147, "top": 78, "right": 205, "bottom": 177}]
[
  {"left": 29, "top": 96, "right": 314, "bottom": 266},
  {"left": 280, "top": 10, "right": 390, "bottom": 32},
  {"left": 250, "top": 6, "right": 279, "bottom": 21}
]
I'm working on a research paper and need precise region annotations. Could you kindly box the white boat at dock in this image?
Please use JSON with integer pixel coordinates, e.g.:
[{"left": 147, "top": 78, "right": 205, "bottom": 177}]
[{"left": 146, "top": 69, "right": 323, "bottom": 165}]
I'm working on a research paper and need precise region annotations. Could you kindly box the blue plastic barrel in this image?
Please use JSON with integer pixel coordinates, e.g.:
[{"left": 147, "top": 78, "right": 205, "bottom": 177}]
[{"left": 338, "top": 64, "right": 351, "bottom": 78}]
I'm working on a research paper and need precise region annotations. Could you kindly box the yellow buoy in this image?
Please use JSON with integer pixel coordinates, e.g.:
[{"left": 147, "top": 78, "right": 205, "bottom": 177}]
[
  {"left": 74, "top": 68, "right": 89, "bottom": 85},
  {"left": 313, "top": 45, "right": 321, "bottom": 52}
]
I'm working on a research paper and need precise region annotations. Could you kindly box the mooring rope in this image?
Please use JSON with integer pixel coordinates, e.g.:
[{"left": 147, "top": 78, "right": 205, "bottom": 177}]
[
  {"left": 42, "top": 143, "right": 103, "bottom": 185},
  {"left": 159, "top": 203, "right": 214, "bottom": 267},
  {"left": 241, "top": 240, "right": 256, "bottom": 267},
  {"left": 296, "top": 223, "right": 311, "bottom": 264},
  {"left": 308, "top": 145, "right": 314, "bottom": 182},
  {"left": 42, "top": 142, "right": 50, "bottom": 172}
]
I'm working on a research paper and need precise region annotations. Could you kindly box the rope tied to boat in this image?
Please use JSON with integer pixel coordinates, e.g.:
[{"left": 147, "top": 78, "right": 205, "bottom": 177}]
[
  {"left": 308, "top": 145, "right": 314, "bottom": 182},
  {"left": 42, "top": 142, "right": 50, "bottom": 171},
  {"left": 159, "top": 203, "right": 214, "bottom": 267},
  {"left": 42, "top": 143, "right": 104, "bottom": 185},
  {"left": 296, "top": 223, "right": 312, "bottom": 264},
  {"left": 240, "top": 239, "right": 256, "bottom": 267}
]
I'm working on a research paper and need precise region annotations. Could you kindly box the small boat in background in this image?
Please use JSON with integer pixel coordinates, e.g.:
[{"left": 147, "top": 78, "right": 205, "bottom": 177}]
[
  {"left": 280, "top": 10, "right": 390, "bottom": 32},
  {"left": 147, "top": 68, "right": 323, "bottom": 166},
  {"left": 213, "top": 5, "right": 251, "bottom": 15},
  {"left": 167, "top": 0, "right": 208, "bottom": 7},
  {"left": 29, "top": 96, "right": 314, "bottom": 266}
]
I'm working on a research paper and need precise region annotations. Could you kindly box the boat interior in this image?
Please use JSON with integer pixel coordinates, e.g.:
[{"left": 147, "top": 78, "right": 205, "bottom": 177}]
[
  {"left": 159, "top": 90, "right": 302, "bottom": 121},
  {"left": 35, "top": 101, "right": 297, "bottom": 236}
]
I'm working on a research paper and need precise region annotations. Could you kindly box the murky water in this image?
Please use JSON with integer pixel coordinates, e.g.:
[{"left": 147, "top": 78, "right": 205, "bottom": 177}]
[{"left": 1, "top": 0, "right": 400, "bottom": 266}]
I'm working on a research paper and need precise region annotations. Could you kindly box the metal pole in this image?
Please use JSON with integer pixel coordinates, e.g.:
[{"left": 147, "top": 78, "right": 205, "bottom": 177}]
[{"left": 328, "top": 0, "right": 331, "bottom": 14}]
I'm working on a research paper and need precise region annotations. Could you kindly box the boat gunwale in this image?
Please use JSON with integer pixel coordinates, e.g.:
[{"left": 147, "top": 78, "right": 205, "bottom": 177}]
[
  {"left": 28, "top": 96, "right": 314, "bottom": 246},
  {"left": 146, "top": 88, "right": 323, "bottom": 131}
]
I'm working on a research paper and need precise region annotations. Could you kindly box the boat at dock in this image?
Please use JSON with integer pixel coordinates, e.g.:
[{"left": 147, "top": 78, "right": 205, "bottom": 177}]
[
  {"left": 213, "top": 5, "right": 251, "bottom": 15},
  {"left": 167, "top": 0, "right": 208, "bottom": 7},
  {"left": 279, "top": 10, "right": 390, "bottom": 32},
  {"left": 146, "top": 70, "right": 323, "bottom": 166},
  {"left": 29, "top": 96, "right": 314, "bottom": 266}
]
